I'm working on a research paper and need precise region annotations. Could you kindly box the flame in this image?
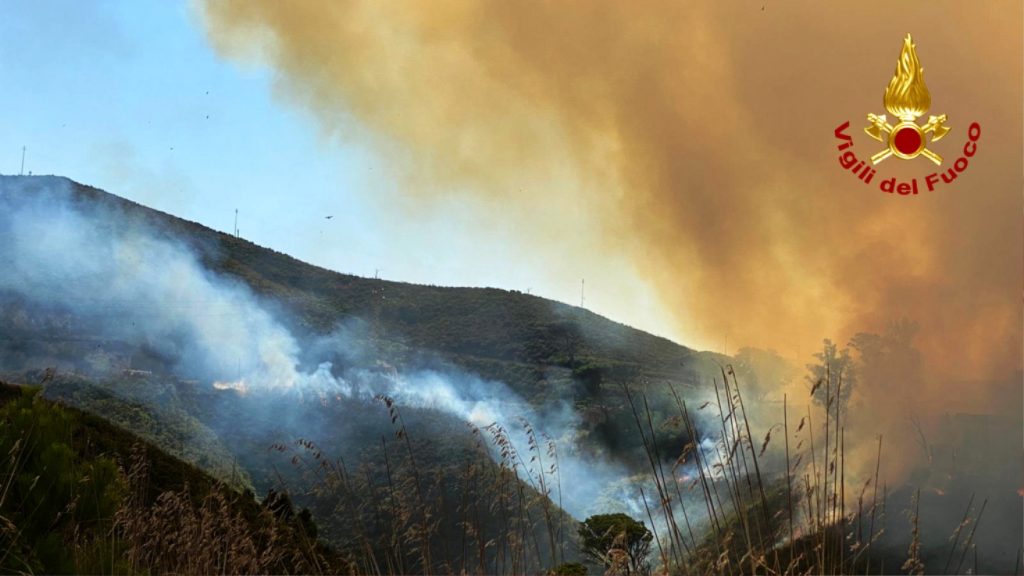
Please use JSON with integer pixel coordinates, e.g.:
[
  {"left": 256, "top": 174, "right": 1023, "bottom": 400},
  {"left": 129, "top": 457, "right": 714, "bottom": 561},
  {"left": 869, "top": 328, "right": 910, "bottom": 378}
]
[
  {"left": 884, "top": 34, "right": 931, "bottom": 121},
  {"left": 213, "top": 379, "right": 249, "bottom": 395}
]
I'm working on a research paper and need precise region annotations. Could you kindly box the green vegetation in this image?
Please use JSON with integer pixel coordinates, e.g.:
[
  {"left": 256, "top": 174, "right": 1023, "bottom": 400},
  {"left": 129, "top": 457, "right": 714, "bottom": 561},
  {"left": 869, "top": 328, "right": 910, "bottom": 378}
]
[
  {"left": 40, "top": 371, "right": 250, "bottom": 490},
  {"left": 0, "top": 386, "right": 122, "bottom": 573},
  {"left": 0, "top": 381, "right": 331, "bottom": 574}
]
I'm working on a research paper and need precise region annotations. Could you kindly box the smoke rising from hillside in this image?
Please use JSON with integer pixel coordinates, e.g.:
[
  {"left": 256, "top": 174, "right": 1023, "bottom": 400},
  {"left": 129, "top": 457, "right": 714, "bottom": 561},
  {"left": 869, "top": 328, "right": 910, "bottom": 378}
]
[
  {"left": 0, "top": 176, "right": 718, "bottom": 521},
  {"left": 1, "top": 176, "right": 1017, "bottom": 565},
  {"left": 0, "top": 177, "right": 303, "bottom": 389},
  {"left": 198, "top": 1, "right": 1021, "bottom": 388}
]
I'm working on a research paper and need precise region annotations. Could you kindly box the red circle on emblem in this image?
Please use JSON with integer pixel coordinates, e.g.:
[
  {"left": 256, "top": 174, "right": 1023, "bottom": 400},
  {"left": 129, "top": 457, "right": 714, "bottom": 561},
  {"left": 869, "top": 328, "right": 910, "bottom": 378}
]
[{"left": 893, "top": 126, "right": 922, "bottom": 155}]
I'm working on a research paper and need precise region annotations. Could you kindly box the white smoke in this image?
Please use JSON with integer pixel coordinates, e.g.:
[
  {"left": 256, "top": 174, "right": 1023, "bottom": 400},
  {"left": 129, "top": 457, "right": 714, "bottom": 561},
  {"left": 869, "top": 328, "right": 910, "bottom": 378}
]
[
  {"left": 0, "top": 177, "right": 304, "bottom": 390},
  {"left": 2, "top": 176, "right": 702, "bottom": 520}
]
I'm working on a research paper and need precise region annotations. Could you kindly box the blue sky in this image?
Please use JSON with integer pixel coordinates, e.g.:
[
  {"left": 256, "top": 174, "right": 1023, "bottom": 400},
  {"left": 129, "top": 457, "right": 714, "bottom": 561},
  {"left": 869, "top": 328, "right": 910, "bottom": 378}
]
[
  {"left": 2, "top": 1, "right": 379, "bottom": 266},
  {"left": 0, "top": 0, "right": 677, "bottom": 344}
]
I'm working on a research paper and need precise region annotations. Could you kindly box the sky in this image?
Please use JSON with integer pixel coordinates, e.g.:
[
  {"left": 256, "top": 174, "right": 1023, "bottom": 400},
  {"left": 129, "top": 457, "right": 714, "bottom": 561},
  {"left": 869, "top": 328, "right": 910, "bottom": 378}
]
[
  {"left": 0, "top": 0, "right": 667, "bottom": 344},
  {"left": 2, "top": 1, "right": 1021, "bottom": 385}
]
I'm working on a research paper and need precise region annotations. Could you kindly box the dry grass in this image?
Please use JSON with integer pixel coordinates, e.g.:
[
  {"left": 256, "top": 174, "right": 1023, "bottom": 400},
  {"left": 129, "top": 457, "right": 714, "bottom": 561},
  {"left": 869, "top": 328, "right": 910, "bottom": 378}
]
[
  {"left": 2, "top": 364, "right": 1013, "bottom": 575},
  {"left": 268, "top": 395, "right": 572, "bottom": 575},
  {"left": 605, "top": 362, "right": 1011, "bottom": 576},
  {"left": 115, "top": 444, "right": 327, "bottom": 575}
]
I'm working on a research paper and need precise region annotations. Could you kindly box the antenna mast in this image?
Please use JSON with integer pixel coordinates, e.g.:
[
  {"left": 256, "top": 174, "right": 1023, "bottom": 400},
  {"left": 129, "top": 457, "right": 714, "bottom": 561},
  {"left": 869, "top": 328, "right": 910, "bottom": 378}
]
[
  {"left": 20, "top": 147, "right": 25, "bottom": 175},
  {"left": 234, "top": 209, "right": 239, "bottom": 237},
  {"left": 580, "top": 279, "right": 585, "bottom": 308}
]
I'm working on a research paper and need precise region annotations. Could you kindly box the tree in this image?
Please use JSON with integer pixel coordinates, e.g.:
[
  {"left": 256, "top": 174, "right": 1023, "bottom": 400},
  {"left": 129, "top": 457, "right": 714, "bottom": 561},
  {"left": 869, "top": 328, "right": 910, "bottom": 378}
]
[
  {"left": 552, "top": 317, "right": 585, "bottom": 366},
  {"left": 578, "top": 513, "right": 652, "bottom": 575},
  {"left": 805, "top": 339, "right": 856, "bottom": 412}
]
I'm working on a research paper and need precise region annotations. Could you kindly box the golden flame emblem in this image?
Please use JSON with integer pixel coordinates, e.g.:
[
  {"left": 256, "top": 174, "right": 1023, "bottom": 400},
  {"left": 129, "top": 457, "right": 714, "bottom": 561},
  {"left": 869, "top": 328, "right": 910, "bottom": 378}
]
[
  {"left": 884, "top": 34, "right": 931, "bottom": 122},
  {"left": 864, "top": 34, "right": 950, "bottom": 165}
]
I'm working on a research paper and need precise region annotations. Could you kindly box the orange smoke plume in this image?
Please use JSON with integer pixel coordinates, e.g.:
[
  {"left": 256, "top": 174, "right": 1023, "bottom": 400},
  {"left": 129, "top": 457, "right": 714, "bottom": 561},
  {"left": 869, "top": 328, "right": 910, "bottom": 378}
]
[{"left": 199, "top": 2, "right": 1021, "bottom": 406}]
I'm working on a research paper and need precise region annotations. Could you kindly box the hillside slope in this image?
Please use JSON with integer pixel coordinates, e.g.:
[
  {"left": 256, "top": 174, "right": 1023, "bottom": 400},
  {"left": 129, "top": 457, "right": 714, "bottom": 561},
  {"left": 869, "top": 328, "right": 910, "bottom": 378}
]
[
  {"left": 0, "top": 172, "right": 734, "bottom": 475},
  {"left": 0, "top": 175, "right": 710, "bottom": 381},
  {"left": 0, "top": 174, "right": 723, "bottom": 574}
]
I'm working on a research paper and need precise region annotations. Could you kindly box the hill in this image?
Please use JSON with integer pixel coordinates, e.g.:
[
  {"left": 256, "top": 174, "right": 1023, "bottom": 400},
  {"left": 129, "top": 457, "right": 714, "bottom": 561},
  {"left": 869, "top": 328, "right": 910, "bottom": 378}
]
[
  {"left": 1, "top": 175, "right": 1019, "bottom": 575},
  {"left": 2, "top": 175, "right": 708, "bottom": 374},
  {"left": 0, "top": 174, "right": 725, "bottom": 574},
  {"left": 0, "top": 174, "right": 726, "bottom": 467}
]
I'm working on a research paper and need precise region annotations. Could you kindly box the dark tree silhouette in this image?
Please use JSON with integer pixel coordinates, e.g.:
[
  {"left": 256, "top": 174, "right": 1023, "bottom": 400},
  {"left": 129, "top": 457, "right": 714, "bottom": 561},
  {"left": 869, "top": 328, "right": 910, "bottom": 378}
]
[
  {"left": 806, "top": 338, "right": 856, "bottom": 411},
  {"left": 578, "top": 513, "right": 652, "bottom": 575}
]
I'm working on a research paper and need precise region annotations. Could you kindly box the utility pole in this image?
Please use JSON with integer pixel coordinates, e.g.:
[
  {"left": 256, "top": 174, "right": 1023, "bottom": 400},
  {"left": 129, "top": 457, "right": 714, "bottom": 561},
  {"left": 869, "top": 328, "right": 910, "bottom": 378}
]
[
  {"left": 20, "top": 147, "right": 25, "bottom": 175},
  {"left": 234, "top": 209, "right": 239, "bottom": 237},
  {"left": 580, "top": 279, "right": 585, "bottom": 308}
]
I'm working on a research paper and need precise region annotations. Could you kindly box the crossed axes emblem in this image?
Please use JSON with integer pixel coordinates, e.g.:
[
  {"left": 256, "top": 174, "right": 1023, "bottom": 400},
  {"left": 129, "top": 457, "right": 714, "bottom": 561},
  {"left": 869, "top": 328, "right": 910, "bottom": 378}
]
[{"left": 864, "top": 113, "right": 950, "bottom": 165}]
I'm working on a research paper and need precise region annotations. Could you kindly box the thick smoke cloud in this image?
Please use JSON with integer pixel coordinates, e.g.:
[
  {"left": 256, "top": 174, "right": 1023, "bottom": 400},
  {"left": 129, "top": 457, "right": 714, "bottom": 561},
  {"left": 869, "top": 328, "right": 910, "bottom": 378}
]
[
  {"left": 196, "top": 8, "right": 1022, "bottom": 560},
  {"left": 198, "top": 0, "right": 1021, "bottom": 385},
  {"left": 197, "top": 4, "right": 1023, "bottom": 514}
]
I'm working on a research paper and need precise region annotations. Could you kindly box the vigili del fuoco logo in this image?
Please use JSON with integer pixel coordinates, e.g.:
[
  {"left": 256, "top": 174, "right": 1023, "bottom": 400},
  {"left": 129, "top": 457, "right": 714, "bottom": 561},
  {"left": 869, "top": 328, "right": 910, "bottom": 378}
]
[{"left": 834, "top": 34, "right": 981, "bottom": 196}]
